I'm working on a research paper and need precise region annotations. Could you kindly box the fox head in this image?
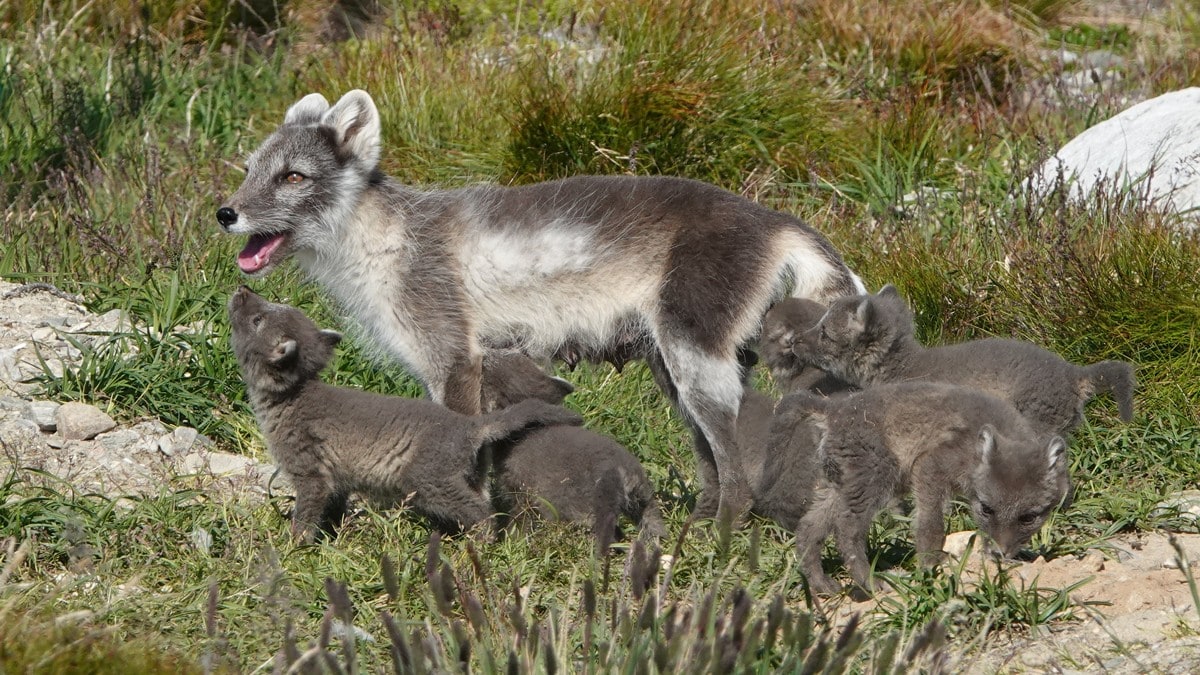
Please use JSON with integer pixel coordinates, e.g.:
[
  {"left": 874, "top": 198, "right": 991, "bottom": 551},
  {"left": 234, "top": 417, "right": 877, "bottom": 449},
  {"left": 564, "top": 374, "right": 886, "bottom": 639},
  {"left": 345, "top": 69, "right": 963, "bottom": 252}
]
[
  {"left": 479, "top": 351, "right": 575, "bottom": 413},
  {"left": 228, "top": 286, "right": 343, "bottom": 395},
  {"left": 810, "top": 284, "right": 915, "bottom": 384},
  {"left": 217, "top": 90, "right": 383, "bottom": 276},
  {"left": 760, "top": 297, "right": 827, "bottom": 376},
  {"left": 969, "top": 424, "right": 1070, "bottom": 559}
]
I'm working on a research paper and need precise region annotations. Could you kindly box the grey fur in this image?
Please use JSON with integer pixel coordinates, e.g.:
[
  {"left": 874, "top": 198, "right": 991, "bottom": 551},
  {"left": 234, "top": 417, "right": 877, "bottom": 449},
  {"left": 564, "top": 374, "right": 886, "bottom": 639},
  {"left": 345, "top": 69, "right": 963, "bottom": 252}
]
[
  {"left": 479, "top": 352, "right": 666, "bottom": 542},
  {"left": 739, "top": 387, "right": 821, "bottom": 531},
  {"left": 781, "top": 382, "right": 1070, "bottom": 595},
  {"left": 228, "top": 287, "right": 583, "bottom": 541},
  {"left": 759, "top": 298, "right": 854, "bottom": 396},
  {"left": 809, "top": 285, "right": 1136, "bottom": 436},
  {"left": 217, "top": 89, "right": 866, "bottom": 520},
  {"left": 481, "top": 351, "right": 818, "bottom": 533}
]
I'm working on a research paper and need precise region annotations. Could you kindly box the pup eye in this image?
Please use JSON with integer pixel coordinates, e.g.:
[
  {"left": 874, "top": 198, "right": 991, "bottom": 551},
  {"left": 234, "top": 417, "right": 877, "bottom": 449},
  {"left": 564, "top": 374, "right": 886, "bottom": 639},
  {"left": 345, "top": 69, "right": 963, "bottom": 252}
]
[
  {"left": 1019, "top": 512, "right": 1039, "bottom": 525},
  {"left": 978, "top": 503, "right": 995, "bottom": 517},
  {"left": 284, "top": 171, "right": 306, "bottom": 184},
  {"left": 252, "top": 314, "right": 263, "bottom": 328}
]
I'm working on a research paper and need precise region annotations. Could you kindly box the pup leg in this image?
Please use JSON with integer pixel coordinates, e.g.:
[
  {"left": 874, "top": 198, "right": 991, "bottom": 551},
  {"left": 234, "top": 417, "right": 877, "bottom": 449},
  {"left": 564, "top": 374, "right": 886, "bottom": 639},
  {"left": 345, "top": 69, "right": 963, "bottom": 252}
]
[
  {"left": 416, "top": 477, "right": 495, "bottom": 537},
  {"left": 795, "top": 487, "right": 841, "bottom": 595},
  {"left": 833, "top": 508, "right": 879, "bottom": 595},
  {"left": 910, "top": 466, "right": 950, "bottom": 567},
  {"left": 289, "top": 473, "right": 341, "bottom": 543}
]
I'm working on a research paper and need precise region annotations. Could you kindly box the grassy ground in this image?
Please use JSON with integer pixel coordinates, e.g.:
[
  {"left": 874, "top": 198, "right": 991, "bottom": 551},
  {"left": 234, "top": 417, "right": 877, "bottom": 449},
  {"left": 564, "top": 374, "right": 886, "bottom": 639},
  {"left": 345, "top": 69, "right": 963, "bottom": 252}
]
[{"left": 2, "top": 0, "right": 1199, "bottom": 670}]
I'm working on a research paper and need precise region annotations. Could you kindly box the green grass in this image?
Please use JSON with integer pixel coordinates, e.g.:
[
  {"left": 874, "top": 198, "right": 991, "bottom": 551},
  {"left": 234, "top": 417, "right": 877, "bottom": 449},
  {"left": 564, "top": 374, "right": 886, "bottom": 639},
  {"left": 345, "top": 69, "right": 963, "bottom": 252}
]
[{"left": 2, "top": 0, "right": 1200, "bottom": 670}]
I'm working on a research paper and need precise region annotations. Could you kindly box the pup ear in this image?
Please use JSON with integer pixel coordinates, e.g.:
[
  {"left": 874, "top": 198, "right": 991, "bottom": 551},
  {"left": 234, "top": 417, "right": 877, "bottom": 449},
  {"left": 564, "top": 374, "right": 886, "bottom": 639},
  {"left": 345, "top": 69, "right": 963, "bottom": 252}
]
[
  {"left": 877, "top": 284, "right": 901, "bottom": 299},
  {"left": 848, "top": 296, "right": 873, "bottom": 334},
  {"left": 978, "top": 424, "right": 996, "bottom": 463},
  {"left": 1046, "top": 436, "right": 1067, "bottom": 471},
  {"left": 322, "top": 89, "right": 382, "bottom": 169},
  {"left": 270, "top": 338, "right": 298, "bottom": 365},
  {"left": 319, "top": 329, "right": 343, "bottom": 348},
  {"left": 284, "top": 93, "right": 331, "bottom": 125},
  {"left": 550, "top": 376, "right": 575, "bottom": 400}
]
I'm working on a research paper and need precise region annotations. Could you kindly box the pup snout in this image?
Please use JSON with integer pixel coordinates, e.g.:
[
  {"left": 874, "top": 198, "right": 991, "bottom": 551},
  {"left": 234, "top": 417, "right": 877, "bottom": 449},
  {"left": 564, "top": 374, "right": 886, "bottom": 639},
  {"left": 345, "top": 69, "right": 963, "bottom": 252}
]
[{"left": 216, "top": 206, "right": 238, "bottom": 230}]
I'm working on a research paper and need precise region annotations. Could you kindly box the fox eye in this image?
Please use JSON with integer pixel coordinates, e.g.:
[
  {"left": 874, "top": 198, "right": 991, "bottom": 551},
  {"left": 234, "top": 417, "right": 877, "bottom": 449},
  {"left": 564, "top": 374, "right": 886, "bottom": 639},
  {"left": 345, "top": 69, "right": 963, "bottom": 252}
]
[
  {"left": 978, "top": 503, "right": 995, "bottom": 517},
  {"left": 284, "top": 171, "right": 306, "bottom": 184},
  {"left": 1019, "top": 512, "right": 1039, "bottom": 525},
  {"left": 252, "top": 314, "right": 264, "bottom": 328}
]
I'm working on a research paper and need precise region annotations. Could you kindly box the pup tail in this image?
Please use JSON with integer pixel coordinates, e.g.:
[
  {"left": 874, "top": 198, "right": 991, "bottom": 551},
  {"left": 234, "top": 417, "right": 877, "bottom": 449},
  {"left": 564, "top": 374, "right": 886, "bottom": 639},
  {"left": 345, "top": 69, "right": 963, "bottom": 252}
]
[
  {"left": 1084, "top": 360, "right": 1136, "bottom": 422},
  {"left": 475, "top": 399, "right": 583, "bottom": 447}
]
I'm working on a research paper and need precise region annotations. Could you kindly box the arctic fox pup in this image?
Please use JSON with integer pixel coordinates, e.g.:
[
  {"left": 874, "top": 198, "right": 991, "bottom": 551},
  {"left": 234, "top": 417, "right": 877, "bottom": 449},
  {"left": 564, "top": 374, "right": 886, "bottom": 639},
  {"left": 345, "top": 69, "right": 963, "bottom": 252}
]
[
  {"left": 780, "top": 382, "right": 1070, "bottom": 595},
  {"left": 228, "top": 287, "right": 581, "bottom": 541},
  {"left": 808, "top": 284, "right": 1134, "bottom": 436}
]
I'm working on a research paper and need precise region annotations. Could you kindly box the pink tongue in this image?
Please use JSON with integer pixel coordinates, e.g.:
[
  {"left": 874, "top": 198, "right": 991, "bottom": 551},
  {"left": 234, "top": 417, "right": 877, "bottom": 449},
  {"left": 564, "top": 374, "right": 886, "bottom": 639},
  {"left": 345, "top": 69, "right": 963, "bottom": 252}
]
[{"left": 237, "top": 233, "right": 285, "bottom": 273}]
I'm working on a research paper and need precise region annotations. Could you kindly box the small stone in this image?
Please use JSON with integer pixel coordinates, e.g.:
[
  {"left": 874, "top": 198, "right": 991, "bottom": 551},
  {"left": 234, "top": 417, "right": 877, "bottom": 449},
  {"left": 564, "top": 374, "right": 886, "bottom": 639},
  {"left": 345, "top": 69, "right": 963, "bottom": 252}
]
[
  {"left": 0, "top": 397, "right": 30, "bottom": 413},
  {"left": 46, "top": 436, "right": 65, "bottom": 449},
  {"left": 1082, "top": 550, "right": 1106, "bottom": 573},
  {"left": 159, "top": 426, "right": 200, "bottom": 457},
  {"left": 943, "top": 530, "right": 981, "bottom": 559},
  {"left": 57, "top": 402, "right": 117, "bottom": 441},
  {"left": 173, "top": 426, "right": 199, "bottom": 451},
  {"left": 30, "top": 327, "right": 55, "bottom": 342},
  {"left": 95, "top": 428, "right": 141, "bottom": 452},
  {"left": 206, "top": 452, "right": 255, "bottom": 476},
  {"left": 27, "top": 400, "right": 60, "bottom": 432}
]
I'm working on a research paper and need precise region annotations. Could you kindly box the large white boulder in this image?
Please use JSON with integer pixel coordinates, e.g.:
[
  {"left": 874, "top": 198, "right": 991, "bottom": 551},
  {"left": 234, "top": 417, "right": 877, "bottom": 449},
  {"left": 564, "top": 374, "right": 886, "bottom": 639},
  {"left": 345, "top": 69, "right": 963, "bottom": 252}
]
[{"left": 1029, "top": 87, "right": 1200, "bottom": 221}]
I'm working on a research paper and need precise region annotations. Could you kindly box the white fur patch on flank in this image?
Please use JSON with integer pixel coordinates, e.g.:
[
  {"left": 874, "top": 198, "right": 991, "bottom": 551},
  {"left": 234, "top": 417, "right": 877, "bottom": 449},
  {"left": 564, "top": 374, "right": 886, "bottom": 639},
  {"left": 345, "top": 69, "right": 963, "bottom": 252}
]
[
  {"left": 469, "top": 223, "right": 598, "bottom": 282},
  {"left": 460, "top": 223, "right": 658, "bottom": 357}
]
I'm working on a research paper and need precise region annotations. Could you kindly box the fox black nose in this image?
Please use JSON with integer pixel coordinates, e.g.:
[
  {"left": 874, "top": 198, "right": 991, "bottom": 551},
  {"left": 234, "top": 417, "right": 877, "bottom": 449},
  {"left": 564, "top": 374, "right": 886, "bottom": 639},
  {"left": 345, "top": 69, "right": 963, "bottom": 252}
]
[{"left": 216, "top": 206, "right": 238, "bottom": 230}]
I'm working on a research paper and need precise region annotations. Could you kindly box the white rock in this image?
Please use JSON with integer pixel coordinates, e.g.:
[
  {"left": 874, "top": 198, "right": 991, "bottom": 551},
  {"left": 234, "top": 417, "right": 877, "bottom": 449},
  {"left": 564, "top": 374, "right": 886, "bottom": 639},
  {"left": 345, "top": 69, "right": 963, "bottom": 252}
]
[
  {"left": 27, "top": 400, "right": 60, "bottom": 432},
  {"left": 943, "top": 530, "right": 982, "bottom": 559},
  {"left": 1029, "top": 87, "right": 1200, "bottom": 224},
  {"left": 207, "top": 452, "right": 255, "bottom": 476},
  {"left": 56, "top": 402, "right": 117, "bottom": 441}
]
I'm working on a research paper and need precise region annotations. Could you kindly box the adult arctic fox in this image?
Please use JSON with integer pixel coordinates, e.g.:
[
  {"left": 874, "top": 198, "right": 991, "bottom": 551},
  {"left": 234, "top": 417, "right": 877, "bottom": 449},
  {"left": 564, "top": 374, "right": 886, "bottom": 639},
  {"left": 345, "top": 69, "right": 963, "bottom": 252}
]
[{"left": 216, "top": 89, "right": 865, "bottom": 520}]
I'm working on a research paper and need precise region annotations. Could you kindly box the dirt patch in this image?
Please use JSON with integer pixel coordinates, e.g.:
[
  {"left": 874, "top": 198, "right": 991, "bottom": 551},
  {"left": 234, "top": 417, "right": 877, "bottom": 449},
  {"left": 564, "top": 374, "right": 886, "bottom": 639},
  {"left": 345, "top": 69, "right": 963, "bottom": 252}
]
[{"left": 821, "top": 530, "right": 1200, "bottom": 672}]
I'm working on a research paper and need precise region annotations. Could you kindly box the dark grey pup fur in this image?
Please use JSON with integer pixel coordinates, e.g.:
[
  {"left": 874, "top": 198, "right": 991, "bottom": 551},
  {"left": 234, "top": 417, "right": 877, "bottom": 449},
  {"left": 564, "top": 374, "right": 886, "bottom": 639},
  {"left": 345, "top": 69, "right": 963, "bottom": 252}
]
[
  {"left": 781, "top": 382, "right": 1070, "bottom": 596},
  {"left": 217, "top": 90, "right": 866, "bottom": 521},
  {"left": 228, "top": 287, "right": 583, "bottom": 541},
  {"left": 759, "top": 298, "right": 854, "bottom": 396},
  {"left": 738, "top": 387, "right": 821, "bottom": 531},
  {"left": 810, "top": 285, "right": 1135, "bottom": 436},
  {"left": 478, "top": 351, "right": 666, "bottom": 541},
  {"left": 482, "top": 351, "right": 818, "bottom": 533}
]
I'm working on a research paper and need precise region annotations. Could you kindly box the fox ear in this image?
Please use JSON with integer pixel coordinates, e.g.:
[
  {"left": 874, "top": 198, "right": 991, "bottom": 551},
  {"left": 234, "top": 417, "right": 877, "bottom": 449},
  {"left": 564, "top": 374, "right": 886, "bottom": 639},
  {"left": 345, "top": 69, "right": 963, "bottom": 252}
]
[
  {"left": 322, "top": 90, "right": 382, "bottom": 169},
  {"left": 877, "top": 284, "right": 900, "bottom": 299},
  {"left": 284, "top": 93, "right": 331, "bottom": 125},
  {"left": 319, "top": 329, "right": 343, "bottom": 348},
  {"left": 270, "top": 338, "right": 298, "bottom": 365},
  {"left": 1046, "top": 437, "right": 1067, "bottom": 471},
  {"left": 550, "top": 376, "right": 575, "bottom": 400},
  {"left": 978, "top": 424, "right": 997, "bottom": 463},
  {"left": 849, "top": 297, "right": 873, "bottom": 334}
]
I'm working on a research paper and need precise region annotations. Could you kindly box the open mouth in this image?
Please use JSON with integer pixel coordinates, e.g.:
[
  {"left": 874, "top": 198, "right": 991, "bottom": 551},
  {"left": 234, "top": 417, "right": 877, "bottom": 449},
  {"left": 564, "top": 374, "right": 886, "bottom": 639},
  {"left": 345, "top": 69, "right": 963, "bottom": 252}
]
[{"left": 237, "top": 232, "right": 288, "bottom": 274}]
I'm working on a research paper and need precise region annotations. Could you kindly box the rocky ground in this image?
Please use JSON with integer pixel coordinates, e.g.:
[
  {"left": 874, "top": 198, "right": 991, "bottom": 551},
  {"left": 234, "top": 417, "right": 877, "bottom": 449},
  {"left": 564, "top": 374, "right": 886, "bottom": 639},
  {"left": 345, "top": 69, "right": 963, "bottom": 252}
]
[
  {"left": 2, "top": 280, "right": 1199, "bottom": 672},
  {"left": 0, "top": 280, "right": 274, "bottom": 500}
]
